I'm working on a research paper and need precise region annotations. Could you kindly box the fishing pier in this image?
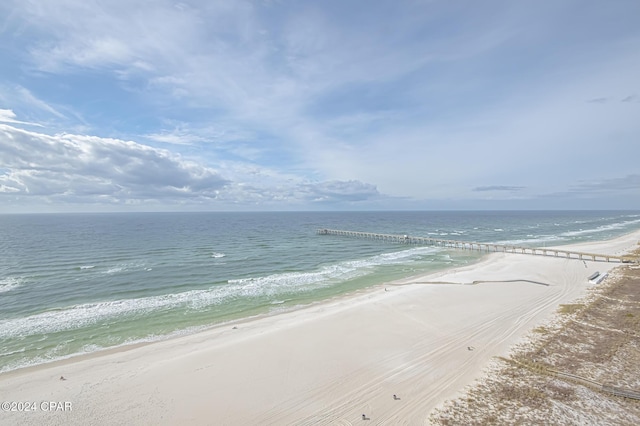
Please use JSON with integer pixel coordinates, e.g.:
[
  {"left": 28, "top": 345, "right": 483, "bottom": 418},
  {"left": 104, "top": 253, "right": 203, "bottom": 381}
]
[{"left": 317, "top": 229, "right": 639, "bottom": 264}]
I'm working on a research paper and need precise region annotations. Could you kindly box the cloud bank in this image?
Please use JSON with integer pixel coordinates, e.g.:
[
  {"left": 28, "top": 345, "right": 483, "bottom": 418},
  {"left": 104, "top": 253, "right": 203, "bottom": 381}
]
[{"left": 0, "top": 124, "right": 381, "bottom": 210}]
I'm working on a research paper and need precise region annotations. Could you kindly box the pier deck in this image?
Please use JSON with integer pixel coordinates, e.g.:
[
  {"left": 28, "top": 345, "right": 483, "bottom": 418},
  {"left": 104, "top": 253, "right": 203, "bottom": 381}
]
[{"left": 317, "top": 229, "right": 639, "bottom": 264}]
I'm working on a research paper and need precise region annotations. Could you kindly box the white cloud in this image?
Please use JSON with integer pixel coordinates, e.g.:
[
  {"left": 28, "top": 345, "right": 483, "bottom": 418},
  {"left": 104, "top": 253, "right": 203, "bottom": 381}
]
[
  {"left": 474, "top": 186, "right": 525, "bottom": 192},
  {"left": 301, "top": 180, "right": 380, "bottom": 203},
  {"left": 0, "top": 109, "right": 42, "bottom": 127},
  {"left": 15, "top": 86, "right": 67, "bottom": 119},
  {"left": 144, "top": 130, "right": 206, "bottom": 146},
  {"left": 0, "top": 109, "right": 18, "bottom": 122},
  {"left": 0, "top": 124, "right": 228, "bottom": 204},
  {"left": 0, "top": 85, "right": 75, "bottom": 130},
  {"left": 571, "top": 175, "right": 640, "bottom": 194},
  {"left": 0, "top": 123, "right": 383, "bottom": 210}
]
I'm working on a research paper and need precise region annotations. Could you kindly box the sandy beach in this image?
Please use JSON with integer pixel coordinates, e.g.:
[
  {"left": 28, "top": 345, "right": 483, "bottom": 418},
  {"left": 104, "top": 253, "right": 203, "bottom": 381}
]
[{"left": 2, "top": 230, "right": 639, "bottom": 426}]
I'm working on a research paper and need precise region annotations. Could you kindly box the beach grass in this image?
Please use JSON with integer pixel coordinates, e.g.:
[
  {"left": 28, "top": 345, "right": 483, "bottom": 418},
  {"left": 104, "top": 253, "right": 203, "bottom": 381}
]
[{"left": 431, "top": 247, "right": 640, "bottom": 425}]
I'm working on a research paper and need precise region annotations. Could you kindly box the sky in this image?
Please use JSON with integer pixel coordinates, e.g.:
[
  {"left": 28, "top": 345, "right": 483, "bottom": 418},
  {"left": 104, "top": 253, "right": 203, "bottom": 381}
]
[{"left": 0, "top": 0, "right": 639, "bottom": 213}]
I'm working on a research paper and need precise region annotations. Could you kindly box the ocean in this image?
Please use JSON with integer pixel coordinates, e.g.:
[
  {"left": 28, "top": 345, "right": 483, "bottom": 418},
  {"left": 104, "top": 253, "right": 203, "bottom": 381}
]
[{"left": 1, "top": 210, "right": 640, "bottom": 373}]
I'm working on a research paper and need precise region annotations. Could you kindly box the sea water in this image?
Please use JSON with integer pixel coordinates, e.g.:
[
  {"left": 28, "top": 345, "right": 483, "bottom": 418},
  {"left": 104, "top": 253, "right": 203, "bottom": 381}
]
[{"left": 1, "top": 210, "right": 639, "bottom": 372}]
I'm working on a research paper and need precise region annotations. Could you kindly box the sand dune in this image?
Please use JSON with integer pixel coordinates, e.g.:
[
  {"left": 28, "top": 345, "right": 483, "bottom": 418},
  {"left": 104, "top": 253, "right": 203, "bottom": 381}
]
[{"left": 2, "top": 230, "right": 639, "bottom": 425}]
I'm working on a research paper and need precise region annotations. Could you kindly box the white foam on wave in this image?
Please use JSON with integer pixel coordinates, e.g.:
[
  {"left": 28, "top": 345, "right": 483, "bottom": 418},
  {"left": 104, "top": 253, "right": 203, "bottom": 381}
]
[
  {"left": 0, "top": 347, "right": 26, "bottom": 357},
  {"left": 449, "top": 230, "right": 466, "bottom": 236},
  {"left": 497, "top": 235, "right": 563, "bottom": 246},
  {"left": 0, "top": 247, "right": 442, "bottom": 339},
  {"left": 0, "top": 321, "right": 229, "bottom": 373},
  {"left": 560, "top": 218, "right": 640, "bottom": 238},
  {"left": 0, "top": 340, "right": 114, "bottom": 374},
  {"left": 0, "top": 277, "right": 24, "bottom": 293},
  {"left": 79, "top": 265, "right": 95, "bottom": 270},
  {"left": 226, "top": 246, "right": 440, "bottom": 296},
  {"left": 0, "top": 353, "right": 59, "bottom": 374},
  {"left": 102, "top": 262, "right": 147, "bottom": 275},
  {"left": 0, "top": 286, "right": 254, "bottom": 338},
  {"left": 211, "top": 252, "right": 226, "bottom": 258},
  {"left": 0, "top": 289, "right": 204, "bottom": 339},
  {"left": 492, "top": 217, "right": 640, "bottom": 246}
]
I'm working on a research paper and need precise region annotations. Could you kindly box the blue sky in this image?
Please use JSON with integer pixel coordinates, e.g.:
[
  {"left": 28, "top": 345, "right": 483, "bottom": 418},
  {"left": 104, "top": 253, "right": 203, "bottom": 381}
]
[{"left": 0, "top": 0, "right": 639, "bottom": 212}]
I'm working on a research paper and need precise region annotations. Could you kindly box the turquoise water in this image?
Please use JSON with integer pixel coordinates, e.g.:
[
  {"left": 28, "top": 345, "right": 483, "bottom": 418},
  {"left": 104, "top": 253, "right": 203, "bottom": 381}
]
[{"left": 1, "top": 211, "right": 639, "bottom": 372}]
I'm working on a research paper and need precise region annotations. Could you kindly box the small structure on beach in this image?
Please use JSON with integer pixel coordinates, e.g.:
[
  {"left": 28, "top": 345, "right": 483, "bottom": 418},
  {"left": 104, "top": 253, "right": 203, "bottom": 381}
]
[{"left": 590, "top": 272, "right": 608, "bottom": 284}]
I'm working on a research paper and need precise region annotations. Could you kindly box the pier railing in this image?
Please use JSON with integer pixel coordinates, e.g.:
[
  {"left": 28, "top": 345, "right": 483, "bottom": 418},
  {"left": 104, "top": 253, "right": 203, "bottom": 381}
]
[{"left": 316, "top": 229, "right": 639, "bottom": 264}]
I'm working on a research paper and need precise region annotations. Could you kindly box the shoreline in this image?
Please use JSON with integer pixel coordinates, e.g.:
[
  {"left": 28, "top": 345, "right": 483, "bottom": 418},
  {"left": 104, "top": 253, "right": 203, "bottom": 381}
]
[
  {"left": 1, "top": 229, "right": 639, "bottom": 425},
  {"left": 430, "top": 241, "right": 640, "bottom": 424},
  {"left": 2, "top": 225, "right": 637, "bottom": 377},
  {"left": 0, "top": 249, "right": 490, "bottom": 377}
]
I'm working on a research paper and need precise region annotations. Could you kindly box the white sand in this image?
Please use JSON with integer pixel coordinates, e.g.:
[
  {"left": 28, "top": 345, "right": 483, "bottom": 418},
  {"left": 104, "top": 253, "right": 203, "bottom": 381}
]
[{"left": 2, "top": 231, "right": 639, "bottom": 426}]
